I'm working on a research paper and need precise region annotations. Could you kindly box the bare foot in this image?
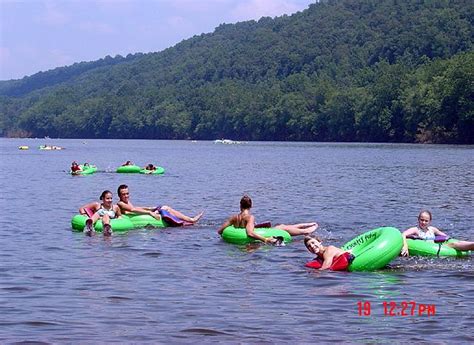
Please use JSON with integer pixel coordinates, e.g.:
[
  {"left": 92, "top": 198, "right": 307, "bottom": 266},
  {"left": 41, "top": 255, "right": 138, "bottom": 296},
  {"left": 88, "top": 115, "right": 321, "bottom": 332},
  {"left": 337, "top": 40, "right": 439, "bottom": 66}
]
[
  {"left": 103, "top": 224, "right": 113, "bottom": 236},
  {"left": 299, "top": 222, "right": 318, "bottom": 228},
  {"left": 301, "top": 224, "right": 318, "bottom": 234},
  {"left": 191, "top": 211, "right": 204, "bottom": 223}
]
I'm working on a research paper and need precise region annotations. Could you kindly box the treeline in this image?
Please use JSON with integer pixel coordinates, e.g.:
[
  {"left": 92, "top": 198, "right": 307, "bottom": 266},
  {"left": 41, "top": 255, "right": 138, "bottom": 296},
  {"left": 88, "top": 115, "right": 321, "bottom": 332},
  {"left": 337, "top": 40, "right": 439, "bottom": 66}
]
[{"left": 0, "top": 0, "right": 473, "bottom": 143}]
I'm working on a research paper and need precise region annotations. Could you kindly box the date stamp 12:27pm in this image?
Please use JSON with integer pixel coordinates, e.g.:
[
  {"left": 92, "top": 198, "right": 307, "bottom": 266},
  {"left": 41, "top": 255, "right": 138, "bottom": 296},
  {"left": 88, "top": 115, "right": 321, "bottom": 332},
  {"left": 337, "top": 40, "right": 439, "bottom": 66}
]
[{"left": 357, "top": 301, "right": 436, "bottom": 317}]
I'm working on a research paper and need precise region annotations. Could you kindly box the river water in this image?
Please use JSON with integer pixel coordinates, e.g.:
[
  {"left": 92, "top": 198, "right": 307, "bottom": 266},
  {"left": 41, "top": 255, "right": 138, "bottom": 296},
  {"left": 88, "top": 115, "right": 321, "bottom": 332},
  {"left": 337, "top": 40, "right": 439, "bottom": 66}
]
[{"left": 0, "top": 138, "right": 472, "bottom": 343}]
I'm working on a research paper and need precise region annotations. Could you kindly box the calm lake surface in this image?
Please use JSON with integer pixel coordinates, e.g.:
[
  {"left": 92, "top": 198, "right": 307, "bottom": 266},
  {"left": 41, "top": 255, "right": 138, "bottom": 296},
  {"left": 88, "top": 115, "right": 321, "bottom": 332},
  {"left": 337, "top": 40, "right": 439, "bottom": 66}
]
[{"left": 0, "top": 138, "right": 473, "bottom": 343}]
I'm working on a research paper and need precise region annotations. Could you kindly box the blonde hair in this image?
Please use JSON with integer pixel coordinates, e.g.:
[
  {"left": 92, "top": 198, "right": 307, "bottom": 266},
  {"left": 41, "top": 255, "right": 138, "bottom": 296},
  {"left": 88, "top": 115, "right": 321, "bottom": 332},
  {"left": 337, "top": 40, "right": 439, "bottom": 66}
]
[{"left": 418, "top": 210, "right": 432, "bottom": 221}]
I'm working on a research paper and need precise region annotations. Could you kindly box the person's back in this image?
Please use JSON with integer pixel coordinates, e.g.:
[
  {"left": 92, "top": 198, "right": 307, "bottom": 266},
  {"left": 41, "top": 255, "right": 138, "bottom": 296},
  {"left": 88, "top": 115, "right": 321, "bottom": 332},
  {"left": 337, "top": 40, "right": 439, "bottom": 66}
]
[{"left": 229, "top": 212, "right": 253, "bottom": 228}]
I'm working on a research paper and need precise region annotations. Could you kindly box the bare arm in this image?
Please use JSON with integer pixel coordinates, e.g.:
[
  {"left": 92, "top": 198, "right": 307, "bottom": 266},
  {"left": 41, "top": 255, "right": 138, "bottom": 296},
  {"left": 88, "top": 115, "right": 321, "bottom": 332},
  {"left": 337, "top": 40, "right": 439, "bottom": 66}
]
[
  {"left": 79, "top": 202, "right": 99, "bottom": 216},
  {"left": 217, "top": 218, "right": 233, "bottom": 235},
  {"left": 431, "top": 226, "right": 448, "bottom": 237},
  {"left": 245, "top": 215, "right": 273, "bottom": 243},
  {"left": 401, "top": 227, "right": 418, "bottom": 256},
  {"left": 118, "top": 201, "right": 160, "bottom": 219},
  {"left": 114, "top": 204, "right": 122, "bottom": 218}
]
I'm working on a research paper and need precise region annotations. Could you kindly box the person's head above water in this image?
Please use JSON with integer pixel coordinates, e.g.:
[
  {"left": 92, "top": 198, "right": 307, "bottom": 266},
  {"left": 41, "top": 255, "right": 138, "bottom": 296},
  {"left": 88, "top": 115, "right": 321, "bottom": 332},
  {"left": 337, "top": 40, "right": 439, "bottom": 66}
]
[
  {"left": 240, "top": 195, "right": 252, "bottom": 211},
  {"left": 418, "top": 210, "right": 432, "bottom": 230},
  {"left": 117, "top": 184, "right": 129, "bottom": 201},
  {"left": 99, "top": 190, "right": 113, "bottom": 205},
  {"left": 304, "top": 236, "right": 324, "bottom": 255}
]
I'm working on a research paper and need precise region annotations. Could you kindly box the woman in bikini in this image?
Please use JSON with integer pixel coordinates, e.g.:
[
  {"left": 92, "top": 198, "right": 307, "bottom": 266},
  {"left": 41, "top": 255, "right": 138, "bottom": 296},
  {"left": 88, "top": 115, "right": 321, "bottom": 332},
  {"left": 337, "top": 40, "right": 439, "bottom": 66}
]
[
  {"left": 79, "top": 190, "right": 122, "bottom": 236},
  {"left": 401, "top": 210, "right": 474, "bottom": 256}
]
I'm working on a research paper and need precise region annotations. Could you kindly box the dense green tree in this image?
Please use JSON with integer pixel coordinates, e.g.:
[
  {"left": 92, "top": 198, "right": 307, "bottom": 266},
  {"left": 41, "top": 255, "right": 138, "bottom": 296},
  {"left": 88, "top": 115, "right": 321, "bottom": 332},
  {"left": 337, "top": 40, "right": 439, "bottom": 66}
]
[{"left": 0, "top": 0, "right": 472, "bottom": 143}]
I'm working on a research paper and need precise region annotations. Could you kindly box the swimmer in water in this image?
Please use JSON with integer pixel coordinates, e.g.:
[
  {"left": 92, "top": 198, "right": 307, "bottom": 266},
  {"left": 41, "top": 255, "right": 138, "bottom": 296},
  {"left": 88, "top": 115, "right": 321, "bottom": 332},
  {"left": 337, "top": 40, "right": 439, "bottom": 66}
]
[
  {"left": 401, "top": 210, "right": 474, "bottom": 256},
  {"left": 217, "top": 195, "right": 318, "bottom": 244}
]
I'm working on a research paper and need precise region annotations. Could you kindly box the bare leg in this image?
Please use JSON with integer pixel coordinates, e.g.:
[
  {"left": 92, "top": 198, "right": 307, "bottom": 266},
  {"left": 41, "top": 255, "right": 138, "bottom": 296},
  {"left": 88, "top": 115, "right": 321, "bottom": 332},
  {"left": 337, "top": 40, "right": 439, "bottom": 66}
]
[
  {"left": 161, "top": 205, "right": 203, "bottom": 223},
  {"left": 91, "top": 212, "right": 101, "bottom": 224},
  {"left": 102, "top": 214, "right": 110, "bottom": 226},
  {"left": 102, "top": 214, "right": 112, "bottom": 236},
  {"left": 292, "top": 222, "right": 318, "bottom": 228},
  {"left": 275, "top": 223, "right": 318, "bottom": 236},
  {"left": 84, "top": 213, "right": 101, "bottom": 235},
  {"left": 448, "top": 241, "right": 474, "bottom": 251}
]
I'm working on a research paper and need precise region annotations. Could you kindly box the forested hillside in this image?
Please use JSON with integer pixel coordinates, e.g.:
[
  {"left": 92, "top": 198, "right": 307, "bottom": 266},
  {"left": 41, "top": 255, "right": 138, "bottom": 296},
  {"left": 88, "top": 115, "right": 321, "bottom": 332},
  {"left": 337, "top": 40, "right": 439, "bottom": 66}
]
[{"left": 1, "top": 0, "right": 473, "bottom": 143}]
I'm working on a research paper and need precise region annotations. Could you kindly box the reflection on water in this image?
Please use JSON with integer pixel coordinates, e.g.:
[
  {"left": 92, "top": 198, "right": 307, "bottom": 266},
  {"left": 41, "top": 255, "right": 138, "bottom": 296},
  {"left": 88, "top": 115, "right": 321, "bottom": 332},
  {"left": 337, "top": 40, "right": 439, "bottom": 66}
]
[{"left": 0, "top": 138, "right": 472, "bottom": 342}]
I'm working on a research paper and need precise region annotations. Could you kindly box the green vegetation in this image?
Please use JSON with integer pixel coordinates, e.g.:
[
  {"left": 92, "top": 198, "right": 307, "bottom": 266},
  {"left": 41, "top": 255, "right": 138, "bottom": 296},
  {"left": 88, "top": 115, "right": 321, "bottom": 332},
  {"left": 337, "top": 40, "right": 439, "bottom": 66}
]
[{"left": 1, "top": 0, "right": 473, "bottom": 143}]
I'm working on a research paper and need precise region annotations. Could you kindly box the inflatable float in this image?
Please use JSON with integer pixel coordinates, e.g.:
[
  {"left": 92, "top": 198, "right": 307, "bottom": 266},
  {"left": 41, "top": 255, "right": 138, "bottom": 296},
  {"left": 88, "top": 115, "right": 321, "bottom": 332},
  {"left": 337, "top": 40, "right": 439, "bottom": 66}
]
[
  {"left": 71, "top": 209, "right": 192, "bottom": 233},
  {"left": 221, "top": 224, "right": 292, "bottom": 245},
  {"left": 116, "top": 165, "right": 141, "bottom": 173},
  {"left": 71, "top": 214, "right": 134, "bottom": 232},
  {"left": 407, "top": 236, "right": 471, "bottom": 257},
  {"left": 71, "top": 164, "right": 97, "bottom": 175},
  {"left": 18, "top": 146, "right": 29, "bottom": 150},
  {"left": 140, "top": 167, "right": 165, "bottom": 175},
  {"left": 334, "top": 227, "right": 402, "bottom": 272},
  {"left": 341, "top": 227, "right": 402, "bottom": 271},
  {"left": 39, "top": 145, "right": 63, "bottom": 150}
]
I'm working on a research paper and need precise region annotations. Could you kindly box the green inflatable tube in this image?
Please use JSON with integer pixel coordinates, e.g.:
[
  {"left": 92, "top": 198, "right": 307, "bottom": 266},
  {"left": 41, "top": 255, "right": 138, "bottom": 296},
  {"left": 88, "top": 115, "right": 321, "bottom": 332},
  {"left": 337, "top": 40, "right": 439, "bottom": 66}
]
[
  {"left": 71, "top": 165, "right": 97, "bottom": 175},
  {"left": 139, "top": 167, "right": 165, "bottom": 175},
  {"left": 125, "top": 213, "right": 167, "bottom": 228},
  {"left": 116, "top": 165, "right": 141, "bottom": 173},
  {"left": 71, "top": 214, "right": 134, "bottom": 232},
  {"left": 342, "top": 227, "right": 402, "bottom": 271},
  {"left": 407, "top": 238, "right": 471, "bottom": 257},
  {"left": 221, "top": 225, "right": 292, "bottom": 245}
]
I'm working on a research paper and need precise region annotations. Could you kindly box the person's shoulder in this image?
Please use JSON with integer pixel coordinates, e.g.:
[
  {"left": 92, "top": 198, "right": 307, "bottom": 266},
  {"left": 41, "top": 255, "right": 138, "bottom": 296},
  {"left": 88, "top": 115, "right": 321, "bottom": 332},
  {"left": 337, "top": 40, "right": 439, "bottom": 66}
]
[
  {"left": 327, "top": 245, "right": 340, "bottom": 252},
  {"left": 243, "top": 213, "right": 254, "bottom": 220},
  {"left": 227, "top": 214, "right": 239, "bottom": 222},
  {"left": 403, "top": 226, "right": 417, "bottom": 234}
]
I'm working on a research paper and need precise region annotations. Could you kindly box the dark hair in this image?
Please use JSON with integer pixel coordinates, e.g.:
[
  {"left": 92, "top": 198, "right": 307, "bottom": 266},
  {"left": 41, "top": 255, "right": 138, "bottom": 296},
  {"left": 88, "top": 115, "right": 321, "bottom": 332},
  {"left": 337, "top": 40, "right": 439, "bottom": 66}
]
[
  {"left": 418, "top": 210, "right": 432, "bottom": 221},
  {"left": 100, "top": 190, "right": 112, "bottom": 200},
  {"left": 240, "top": 195, "right": 252, "bottom": 210},
  {"left": 304, "top": 235, "right": 322, "bottom": 248},
  {"left": 117, "top": 184, "right": 128, "bottom": 196}
]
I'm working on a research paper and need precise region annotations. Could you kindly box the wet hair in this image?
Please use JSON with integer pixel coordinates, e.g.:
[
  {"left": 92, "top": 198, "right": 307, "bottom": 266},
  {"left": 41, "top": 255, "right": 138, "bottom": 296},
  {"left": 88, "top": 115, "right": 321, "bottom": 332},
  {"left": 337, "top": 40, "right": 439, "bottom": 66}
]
[
  {"left": 240, "top": 195, "right": 252, "bottom": 210},
  {"left": 117, "top": 184, "right": 128, "bottom": 196},
  {"left": 100, "top": 190, "right": 112, "bottom": 200},
  {"left": 304, "top": 235, "right": 322, "bottom": 248},
  {"left": 418, "top": 210, "right": 432, "bottom": 221}
]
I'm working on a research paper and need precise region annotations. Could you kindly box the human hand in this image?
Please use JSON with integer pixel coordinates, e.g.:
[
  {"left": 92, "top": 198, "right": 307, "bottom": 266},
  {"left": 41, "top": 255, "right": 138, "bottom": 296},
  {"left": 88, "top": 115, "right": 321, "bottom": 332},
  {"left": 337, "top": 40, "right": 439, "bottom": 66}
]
[
  {"left": 264, "top": 237, "right": 277, "bottom": 244},
  {"left": 401, "top": 246, "right": 409, "bottom": 257},
  {"left": 151, "top": 211, "right": 161, "bottom": 221}
]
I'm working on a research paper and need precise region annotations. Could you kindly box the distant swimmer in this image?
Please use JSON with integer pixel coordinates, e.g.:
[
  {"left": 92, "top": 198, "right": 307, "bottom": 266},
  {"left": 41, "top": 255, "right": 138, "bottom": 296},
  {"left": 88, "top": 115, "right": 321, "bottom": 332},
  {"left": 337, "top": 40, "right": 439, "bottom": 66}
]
[
  {"left": 143, "top": 163, "right": 157, "bottom": 173},
  {"left": 401, "top": 210, "right": 474, "bottom": 256},
  {"left": 121, "top": 160, "right": 133, "bottom": 166},
  {"left": 217, "top": 194, "right": 318, "bottom": 243},
  {"left": 70, "top": 161, "right": 82, "bottom": 174}
]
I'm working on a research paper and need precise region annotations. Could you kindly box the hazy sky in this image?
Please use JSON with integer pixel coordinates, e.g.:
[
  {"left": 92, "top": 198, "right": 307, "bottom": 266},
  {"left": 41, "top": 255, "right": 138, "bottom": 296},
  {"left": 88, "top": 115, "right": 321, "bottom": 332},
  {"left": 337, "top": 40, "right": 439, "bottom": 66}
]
[{"left": 0, "top": 0, "right": 315, "bottom": 81}]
